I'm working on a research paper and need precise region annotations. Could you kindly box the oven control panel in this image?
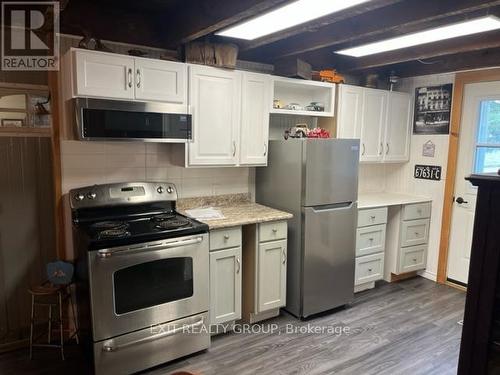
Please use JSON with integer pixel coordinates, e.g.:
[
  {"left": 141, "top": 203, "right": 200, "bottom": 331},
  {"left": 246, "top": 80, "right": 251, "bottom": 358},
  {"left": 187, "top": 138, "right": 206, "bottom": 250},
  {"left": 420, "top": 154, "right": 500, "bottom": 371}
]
[{"left": 69, "top": 182, "right": 178, "bottom": 209}]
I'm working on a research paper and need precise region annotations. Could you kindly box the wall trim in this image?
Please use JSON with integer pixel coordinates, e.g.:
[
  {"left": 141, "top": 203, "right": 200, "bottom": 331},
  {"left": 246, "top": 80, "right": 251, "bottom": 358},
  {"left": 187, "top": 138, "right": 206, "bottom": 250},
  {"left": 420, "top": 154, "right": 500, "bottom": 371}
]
[
  {"left": 419, "top": 270, "right": 437, "bottom": 282},
  {"left": 436, "top": 68, "right": 500, "bottom": 284}
]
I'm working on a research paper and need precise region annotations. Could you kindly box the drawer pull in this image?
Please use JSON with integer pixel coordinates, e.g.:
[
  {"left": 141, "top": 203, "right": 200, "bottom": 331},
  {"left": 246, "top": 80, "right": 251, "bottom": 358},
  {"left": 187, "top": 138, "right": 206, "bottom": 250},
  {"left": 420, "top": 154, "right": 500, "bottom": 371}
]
[
  {"left": 368, "top": 268, "right": 372, "bottom": 272},
  {"left": 370, "top": 216, "right": 376, "bottom": 220},
  {"left": 223, "top": 235, "right": 230, "bottom": 240},
  {"left": 413, "top": 258, "right": 417, "bottom": 262},
  {"left": 415, "top": 232, "right": 420, "bottom": 236},
  {"left": 272, "top": 228, "right": 278, "bottom": 233},
  {"left": 369, "top": 238, "right": 374, "bottom": 242}
]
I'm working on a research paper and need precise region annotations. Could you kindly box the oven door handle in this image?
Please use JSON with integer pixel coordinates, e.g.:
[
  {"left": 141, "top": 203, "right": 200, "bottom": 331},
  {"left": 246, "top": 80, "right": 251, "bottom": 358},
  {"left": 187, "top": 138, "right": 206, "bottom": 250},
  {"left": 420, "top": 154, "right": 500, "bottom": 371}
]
[
  {"left": 97, "top": 236, "right": 203, "bottom": 258},
  {"left": 102, "top": 318, "right": 204, "bottom": 353}
]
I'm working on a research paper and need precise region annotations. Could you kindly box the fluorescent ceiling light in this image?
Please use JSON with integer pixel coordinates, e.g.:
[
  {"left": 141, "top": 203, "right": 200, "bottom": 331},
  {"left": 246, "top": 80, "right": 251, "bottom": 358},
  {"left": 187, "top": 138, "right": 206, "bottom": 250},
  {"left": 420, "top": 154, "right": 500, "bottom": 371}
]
[
  {"left": 336, "top": 16, "right": 500, "bottom": 57},
  {"left": 216, "top": 0, "right": 371, "bottom": 40}
]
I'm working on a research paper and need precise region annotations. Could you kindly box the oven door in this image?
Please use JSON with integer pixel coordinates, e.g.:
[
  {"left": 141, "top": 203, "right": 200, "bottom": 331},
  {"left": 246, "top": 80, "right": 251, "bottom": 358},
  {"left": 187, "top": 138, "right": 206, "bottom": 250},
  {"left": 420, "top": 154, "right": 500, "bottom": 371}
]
[{"left": 88, "top": 233, "right": 208, "bottom": 341}]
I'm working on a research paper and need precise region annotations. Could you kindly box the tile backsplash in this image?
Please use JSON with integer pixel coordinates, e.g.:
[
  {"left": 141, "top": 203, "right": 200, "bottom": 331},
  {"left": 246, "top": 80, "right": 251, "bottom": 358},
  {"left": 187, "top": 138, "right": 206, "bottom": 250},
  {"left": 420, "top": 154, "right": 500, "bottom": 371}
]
[{"left": 61, "top": 140, "right": 253, "bottom": 198}]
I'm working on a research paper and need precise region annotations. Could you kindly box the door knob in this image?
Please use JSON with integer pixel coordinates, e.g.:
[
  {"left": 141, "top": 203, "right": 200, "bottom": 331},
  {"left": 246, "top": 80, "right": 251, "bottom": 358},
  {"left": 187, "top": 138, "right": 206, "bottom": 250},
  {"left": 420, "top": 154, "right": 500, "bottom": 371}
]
[{"left": 455, "top": 197, "right": 468, "bottom": 204}]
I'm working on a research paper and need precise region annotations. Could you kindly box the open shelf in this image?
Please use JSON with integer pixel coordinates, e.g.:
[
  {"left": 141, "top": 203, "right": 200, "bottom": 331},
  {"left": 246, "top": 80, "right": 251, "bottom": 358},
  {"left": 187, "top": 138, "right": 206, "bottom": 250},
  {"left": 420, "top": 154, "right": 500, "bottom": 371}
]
[
  {"left": 0, "top": 127, "right": 51, "bottom": 137},
  {"left": 271, "top": 76, "right": 335, "bottom": 118}
]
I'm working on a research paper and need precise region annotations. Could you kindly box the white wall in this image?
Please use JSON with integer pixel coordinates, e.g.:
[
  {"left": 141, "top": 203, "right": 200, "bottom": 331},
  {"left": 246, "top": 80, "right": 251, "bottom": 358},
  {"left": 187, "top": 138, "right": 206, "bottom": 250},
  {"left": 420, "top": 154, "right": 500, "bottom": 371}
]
[{"left": 358, "top": 72, "right": 456, "bottom": 281}]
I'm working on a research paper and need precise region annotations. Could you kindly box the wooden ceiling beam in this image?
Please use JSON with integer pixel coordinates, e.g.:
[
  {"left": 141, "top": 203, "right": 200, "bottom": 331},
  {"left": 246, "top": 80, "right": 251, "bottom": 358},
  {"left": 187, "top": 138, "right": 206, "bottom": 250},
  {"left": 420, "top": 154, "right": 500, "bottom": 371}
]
[
  {"left": 161, "top": 0, "right": 292, "bottom": 47},
  {"left": 338, "top": 29, "right": 500, "bottom": 72},
  {"left": 241, "top": 0, "right": 500, "bottom": 62},
  {"left": 381, "top": 48, "right": 500, "bottom": 77}
]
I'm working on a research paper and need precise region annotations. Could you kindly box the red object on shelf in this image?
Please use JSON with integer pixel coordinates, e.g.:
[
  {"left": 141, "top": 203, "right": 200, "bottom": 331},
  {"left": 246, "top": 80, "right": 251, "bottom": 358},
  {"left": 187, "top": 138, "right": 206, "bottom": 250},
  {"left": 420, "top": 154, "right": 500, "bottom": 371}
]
[{"left": 307, "top": 127, "right": 331, "bottom": 138}]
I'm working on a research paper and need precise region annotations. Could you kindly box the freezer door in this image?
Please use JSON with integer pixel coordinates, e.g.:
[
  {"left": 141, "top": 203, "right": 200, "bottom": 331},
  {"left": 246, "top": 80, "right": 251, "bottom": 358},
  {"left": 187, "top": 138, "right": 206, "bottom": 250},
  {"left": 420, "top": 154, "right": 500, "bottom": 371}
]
[
  {"left": 304, "top": 139, "right": 359, "bottom": 207},
  {"left": 302, "top": 202, "right": 356, "bottom": 317}
]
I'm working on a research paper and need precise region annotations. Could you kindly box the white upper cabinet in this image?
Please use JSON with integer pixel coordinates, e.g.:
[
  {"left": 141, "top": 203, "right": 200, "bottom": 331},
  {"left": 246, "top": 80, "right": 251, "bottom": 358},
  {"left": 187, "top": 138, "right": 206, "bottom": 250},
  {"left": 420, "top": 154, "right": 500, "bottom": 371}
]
[
  {"left": 239, "top": 72, "right": 271, "bottom": 166},
  {"left": 71, "top": 49, "right": 187, "bottom": 105},
  {"left": 74, "top": 49, "right": 135, "bottom": 100},
  {"left": 188, "top": 64, "right": 241, "bottom": 166},
  {"left": 337, "top": 84, "right": 412, "bottom": 164},
  {"left": 134, "top": 58, "right": 187, "bottom": 103},
  {"left": 384, "top": 91, "right": 412, "bottom": 162},
  {"left": 337, "top": 84, "right": 363, "bottom": 138},
  {"left": 360, "top": 88, "right": 387, "bottom": 162}
]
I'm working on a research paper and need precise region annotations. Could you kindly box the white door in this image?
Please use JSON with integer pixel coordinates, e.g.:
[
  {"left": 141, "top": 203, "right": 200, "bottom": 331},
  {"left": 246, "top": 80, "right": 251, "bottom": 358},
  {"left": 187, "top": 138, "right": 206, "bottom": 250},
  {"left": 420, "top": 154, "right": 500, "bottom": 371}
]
[
  {"left": 337, "top": 84, "right": 363, "bottom": 139},
  {"left": 134, "top": 58, "right": 187, "bottom": 104},
  {"left": 257, "top": 240, "right": 287, "bottom": 312},
  {"left": 360, "top": 88, "right": 387, "bottom": 162},
  {"left": 239, "top": 72, "right": 271, "bottom": 166},
  {"left": 384, "top": 91, "right": 412, "bottom": 162},
  {"left": 74, "top": 50, "right": 135, "bottom": 100},
  {"left": 448, "top": 81, "right": 500, "bottom": 285},
  {"left": 209, "top": 247, "right": 242, "bottom": 325},
  {"left": 188, "top": 65, "right": 241, "bottom": 166}
]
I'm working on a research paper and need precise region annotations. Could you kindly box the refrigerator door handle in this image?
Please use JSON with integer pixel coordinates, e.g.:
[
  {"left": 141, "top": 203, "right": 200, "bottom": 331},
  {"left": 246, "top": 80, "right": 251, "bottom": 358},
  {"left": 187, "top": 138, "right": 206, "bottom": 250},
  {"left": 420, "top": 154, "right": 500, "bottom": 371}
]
[{"left": 308, "top": 202, "right": 354, "bottom": 212}]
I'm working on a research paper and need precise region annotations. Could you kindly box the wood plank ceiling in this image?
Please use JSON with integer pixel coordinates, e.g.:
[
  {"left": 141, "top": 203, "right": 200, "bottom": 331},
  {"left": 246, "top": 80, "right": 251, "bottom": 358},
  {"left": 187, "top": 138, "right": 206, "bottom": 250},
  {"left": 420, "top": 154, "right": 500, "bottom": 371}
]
[{"left": 60, "top": 0, "right": 500, "bottom": 78}]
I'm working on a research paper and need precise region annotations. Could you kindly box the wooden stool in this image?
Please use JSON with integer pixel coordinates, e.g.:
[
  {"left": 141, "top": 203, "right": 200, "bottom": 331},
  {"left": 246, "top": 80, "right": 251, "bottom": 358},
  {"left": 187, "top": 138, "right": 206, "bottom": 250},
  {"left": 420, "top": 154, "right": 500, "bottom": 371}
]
[{"left": 28, "top": 283, "right": 79, "bottom": 360}]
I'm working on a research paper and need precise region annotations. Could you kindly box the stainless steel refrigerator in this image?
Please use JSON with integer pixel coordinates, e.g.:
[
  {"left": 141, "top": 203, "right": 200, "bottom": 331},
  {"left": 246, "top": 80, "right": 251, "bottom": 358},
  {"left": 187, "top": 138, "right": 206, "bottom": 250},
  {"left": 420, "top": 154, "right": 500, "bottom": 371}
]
[{"left": 256, "top": 138, "right": 359, "bottom": 319}]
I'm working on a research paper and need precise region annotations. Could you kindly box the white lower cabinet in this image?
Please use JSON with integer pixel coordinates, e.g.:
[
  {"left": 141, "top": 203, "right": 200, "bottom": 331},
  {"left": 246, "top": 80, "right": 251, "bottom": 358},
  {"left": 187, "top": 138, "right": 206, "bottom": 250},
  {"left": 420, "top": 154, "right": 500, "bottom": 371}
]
[
  {"left": 384, "top": 202, "right": 431, "bottom": 280},
  {"left": 355, "top": 207, "right": 387, "bottom": 292},
  {"left": 209, "top": 247, "right": 242, "bottom": 325},
  {"left": 243, "top": 221, "right": 287, "bottom": 323},
  {"left": 209, "top": 227, "right": 242, "bottom": 330}
]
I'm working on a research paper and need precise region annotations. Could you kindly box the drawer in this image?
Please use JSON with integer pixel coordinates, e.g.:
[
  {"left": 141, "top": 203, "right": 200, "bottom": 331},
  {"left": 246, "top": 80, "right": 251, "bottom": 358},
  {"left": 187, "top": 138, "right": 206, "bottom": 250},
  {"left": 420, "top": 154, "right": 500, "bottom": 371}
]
[
  {"left": 358, "top": 207, "right": 388, "bottom": 228},
  {"left": 403, "top": 202, "right": 431, "bottom": 221},
  {"left": 356, "top": 224, "right": 386, "bottom": 257},
  {"left": 259, "top": 221, "right": 287, "bottom": 242},
  {"left": 355, "top": 253, "right": 385, "bottom": 286},
  {"left": 400, "top": 219, "right": 429, "bottom": 247},
  {"left": 210, "top": 227, "right": 242, "bottom": 251},
  {"left": 398, "top": 245, "right": 427, "bottom": 274}
]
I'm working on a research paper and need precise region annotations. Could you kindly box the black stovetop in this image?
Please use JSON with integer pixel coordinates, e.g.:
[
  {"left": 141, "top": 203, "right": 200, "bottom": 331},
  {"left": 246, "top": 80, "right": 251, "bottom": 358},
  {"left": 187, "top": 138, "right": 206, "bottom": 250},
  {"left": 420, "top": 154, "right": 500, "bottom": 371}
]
[{"left": 74, "top": 209, "right": 209, "bottom": 250}]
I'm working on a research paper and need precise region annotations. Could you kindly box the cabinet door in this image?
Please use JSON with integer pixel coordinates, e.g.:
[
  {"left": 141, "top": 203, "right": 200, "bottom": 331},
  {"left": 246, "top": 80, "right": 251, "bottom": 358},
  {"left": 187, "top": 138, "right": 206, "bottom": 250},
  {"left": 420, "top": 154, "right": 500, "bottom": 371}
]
[
  {"left": 239, "top": 72, "right": 271, "bottom": 166},
  {"left": 134, "top": 58, "right": 187, "bottom": 104},
  {"left": 337, "top": 84, "right": 363, "bottom": 139},
  {"left": 188, "top": 65, "right": 241, "bottom": 166},
  {"left": 74, "top": 50, "right": 134, "bottom": 100},
  {"left": 360, "top": 88, "right": 387, "bottom": 162},
  {"left": 210, "top": 247, "right": 242, "bottom": 325},
  {"left": 257, "top": 240, "right": 287, "bottom": 312},
  {"left": 384, "top": 91, "right": 412, "bottom": 162}
]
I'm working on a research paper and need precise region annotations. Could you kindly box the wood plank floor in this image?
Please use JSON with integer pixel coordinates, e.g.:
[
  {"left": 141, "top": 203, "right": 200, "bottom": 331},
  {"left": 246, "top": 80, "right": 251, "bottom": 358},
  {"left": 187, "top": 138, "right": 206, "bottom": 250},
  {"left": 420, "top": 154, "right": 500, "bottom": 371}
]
[{"left": 0, "top": 277, "right": 465, "bottom": 375}]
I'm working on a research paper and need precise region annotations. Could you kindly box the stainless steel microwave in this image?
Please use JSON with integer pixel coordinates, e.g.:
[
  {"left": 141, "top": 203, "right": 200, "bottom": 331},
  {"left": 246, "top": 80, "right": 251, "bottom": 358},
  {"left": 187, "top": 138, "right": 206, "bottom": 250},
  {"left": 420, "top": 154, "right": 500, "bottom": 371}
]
[{"left": 74, "top": 98, "right": 192, "bottom": 142}]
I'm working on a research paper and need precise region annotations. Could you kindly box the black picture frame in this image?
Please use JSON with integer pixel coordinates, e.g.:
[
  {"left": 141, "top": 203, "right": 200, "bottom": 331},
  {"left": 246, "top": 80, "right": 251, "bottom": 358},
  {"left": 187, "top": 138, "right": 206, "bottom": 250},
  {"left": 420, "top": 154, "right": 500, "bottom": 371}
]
[{"left": 413, "top": 84, "right": 453, "bottom": 135}]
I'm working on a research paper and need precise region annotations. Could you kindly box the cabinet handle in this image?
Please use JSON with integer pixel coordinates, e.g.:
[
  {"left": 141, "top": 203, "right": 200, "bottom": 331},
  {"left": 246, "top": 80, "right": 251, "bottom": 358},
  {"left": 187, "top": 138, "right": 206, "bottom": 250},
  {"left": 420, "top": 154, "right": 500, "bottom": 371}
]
[
  {"left": 232, "top": 141, "right": 236, "bottom": 157},
  {"left": 386, "top": 143, "right": 389, "bottom": 155},
  {"left": 236, "top": 257, "right": 241, "bottom": 273},
  {"left": 136, "top": 68, "right": 141, "bottom": 88},
  {"left": 370, "top": 215, "right": 376, "bottom": 220},
  {"left": 368, "top": 268, "right": 372, "bottom": 272},
  {"left": 263, "top": 143, "right": 267, "bottom": 156},
  {"left": 362, "top": 143, "right": 366, "bottom": 156},
  {"left": 369, "top": 238, "right": 374, "bottom": 242},
  {"left": 224, "top": 234, "right": 230, "bottom": 240},
  {"left": 127, "top": 68, "right": 133, "bottom": 88},
  {"left": 415, "top": 232, "right": 420, "bottom": 236},
  {"left": 413, "top": 258, "right": 417, "bottom": 262},
  {"left": 379, "top": 142, "right": 383, "bottom": 155},
  {"left": 272, "top": 228, "right": 278, "bottom": 233},
  {"left": 282, "top": 249, "right": 287, "bottom": 264}
]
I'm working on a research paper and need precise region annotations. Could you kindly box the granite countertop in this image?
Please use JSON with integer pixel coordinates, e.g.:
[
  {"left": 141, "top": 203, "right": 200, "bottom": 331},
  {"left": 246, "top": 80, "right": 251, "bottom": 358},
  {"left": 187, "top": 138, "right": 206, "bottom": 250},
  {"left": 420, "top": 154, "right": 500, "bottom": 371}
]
[
  {"left": 358, "top": 192, "right": 432, "bottom": 209},
  {"left": 177, "top": 193, "right": 293, "bottom": 230}
]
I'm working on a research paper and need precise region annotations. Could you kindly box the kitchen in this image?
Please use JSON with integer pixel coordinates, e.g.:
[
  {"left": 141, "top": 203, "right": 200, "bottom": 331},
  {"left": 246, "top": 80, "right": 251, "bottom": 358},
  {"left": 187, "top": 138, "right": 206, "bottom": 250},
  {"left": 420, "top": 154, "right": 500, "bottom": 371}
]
[{"left": 1, "top": 0, "right": 500, "bottom": 374}]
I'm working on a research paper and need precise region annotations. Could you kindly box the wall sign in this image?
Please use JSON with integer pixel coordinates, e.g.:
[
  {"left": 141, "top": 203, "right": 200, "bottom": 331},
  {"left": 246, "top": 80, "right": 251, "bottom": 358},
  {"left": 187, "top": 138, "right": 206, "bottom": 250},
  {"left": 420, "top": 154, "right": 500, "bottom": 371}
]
[
  {"left": 413, "top": 84, "right": 453, "bottom": 135},
  {"left": 414, "top": 164, "right": 442, "bottom": 181},
  {"left": 422, "top": 140, "right": 436, "bottom": 157}
]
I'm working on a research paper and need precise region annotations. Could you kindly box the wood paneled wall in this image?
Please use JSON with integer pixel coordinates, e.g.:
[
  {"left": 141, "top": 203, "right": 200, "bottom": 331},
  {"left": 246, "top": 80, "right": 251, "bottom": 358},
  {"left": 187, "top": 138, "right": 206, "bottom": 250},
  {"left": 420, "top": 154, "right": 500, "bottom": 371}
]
[{"left": 0, "top": 137, "right": 56, "bottom": 348}]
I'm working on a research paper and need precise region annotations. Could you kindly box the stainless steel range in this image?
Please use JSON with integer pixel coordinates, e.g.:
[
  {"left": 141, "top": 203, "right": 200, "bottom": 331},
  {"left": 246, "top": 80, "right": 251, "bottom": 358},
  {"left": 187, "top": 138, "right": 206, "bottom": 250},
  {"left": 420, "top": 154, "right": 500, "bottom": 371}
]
[{"left": 70, "top": 182, "right": 210, "bottom": 375}]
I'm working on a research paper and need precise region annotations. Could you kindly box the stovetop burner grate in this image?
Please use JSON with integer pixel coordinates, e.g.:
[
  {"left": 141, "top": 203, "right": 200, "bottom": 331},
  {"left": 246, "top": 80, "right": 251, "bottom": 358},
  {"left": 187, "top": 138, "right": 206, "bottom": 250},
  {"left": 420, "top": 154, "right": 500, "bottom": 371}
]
[
  {"left": 150, "top": 213, "right": 177, "bottom": 222},
  {"left": 155, "top": 218, "right": 191, "bottom": 230},
  {"left": 91, "top": 221, "right": 129, "bottom": 231},
  {"left": 98, "top": 228, "right": 131, "bottom": 239}
]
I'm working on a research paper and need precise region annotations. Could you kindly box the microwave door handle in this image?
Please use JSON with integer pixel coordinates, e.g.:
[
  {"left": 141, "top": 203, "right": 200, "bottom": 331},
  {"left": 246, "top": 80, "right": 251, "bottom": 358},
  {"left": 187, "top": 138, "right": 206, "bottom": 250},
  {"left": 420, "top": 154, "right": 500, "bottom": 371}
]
[
  {"left": 102, "top": 318, "right": 204, "bottom": 352},
  {"left": 97, "top": 236, "right": 203, "bottom": 258}
]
